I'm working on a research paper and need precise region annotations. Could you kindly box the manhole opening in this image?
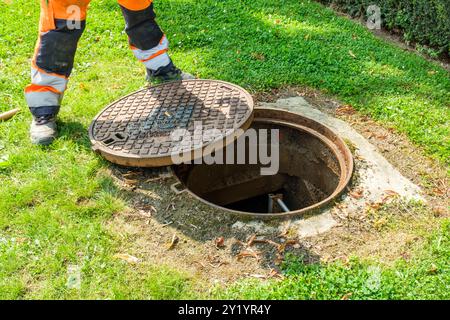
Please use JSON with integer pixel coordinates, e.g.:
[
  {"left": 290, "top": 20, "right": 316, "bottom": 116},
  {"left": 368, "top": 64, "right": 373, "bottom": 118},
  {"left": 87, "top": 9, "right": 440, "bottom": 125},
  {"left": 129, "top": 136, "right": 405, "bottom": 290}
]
[{"left": 172, "top": 113, "right": 350, "bottom": 217}]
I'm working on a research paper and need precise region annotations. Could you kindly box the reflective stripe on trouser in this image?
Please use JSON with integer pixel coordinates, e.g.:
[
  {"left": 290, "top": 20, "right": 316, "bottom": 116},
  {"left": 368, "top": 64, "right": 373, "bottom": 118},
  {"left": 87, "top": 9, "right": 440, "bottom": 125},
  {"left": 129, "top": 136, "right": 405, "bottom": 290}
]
[
  {"left": 118, "top": 1, "right": 171, "bottom": 71},
  {"left": 25, "top": 0, "right": 89, "bottom": 117}
]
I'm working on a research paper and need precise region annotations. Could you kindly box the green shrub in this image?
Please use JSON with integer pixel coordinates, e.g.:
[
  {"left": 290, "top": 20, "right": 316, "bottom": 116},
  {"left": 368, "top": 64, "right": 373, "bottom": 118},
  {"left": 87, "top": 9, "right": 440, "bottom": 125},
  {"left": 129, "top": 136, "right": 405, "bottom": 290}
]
[{"left": 318, "top": 0, "right": 450, "bottom": 56}]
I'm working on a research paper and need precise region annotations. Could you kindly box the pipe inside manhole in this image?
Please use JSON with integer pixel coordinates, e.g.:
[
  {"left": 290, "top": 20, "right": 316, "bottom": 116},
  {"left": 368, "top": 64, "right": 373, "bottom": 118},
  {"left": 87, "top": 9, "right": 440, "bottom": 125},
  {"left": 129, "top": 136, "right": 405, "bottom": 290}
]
[{"left": 172, "top": 108, "right": 353, "bottom": 219}]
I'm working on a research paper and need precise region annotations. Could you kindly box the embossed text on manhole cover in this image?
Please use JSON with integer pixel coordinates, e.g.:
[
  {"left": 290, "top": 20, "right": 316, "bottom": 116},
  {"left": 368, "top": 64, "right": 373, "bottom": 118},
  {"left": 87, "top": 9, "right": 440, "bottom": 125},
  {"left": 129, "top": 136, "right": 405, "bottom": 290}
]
[{"left": 89, "top": 80, "right": 254, "bottom": 167}]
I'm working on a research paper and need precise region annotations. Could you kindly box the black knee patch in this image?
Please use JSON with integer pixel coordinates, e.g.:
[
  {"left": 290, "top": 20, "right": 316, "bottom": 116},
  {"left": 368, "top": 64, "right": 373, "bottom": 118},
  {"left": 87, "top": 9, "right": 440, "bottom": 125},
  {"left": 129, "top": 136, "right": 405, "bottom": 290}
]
[
  {"left": 35, "top": 19, "right": 86, "bottom": 77},
  {"left": 120, "top": 3, "right": 164, "bottom": 51},
  {"left": 29, "top": 106, "right": 60, "bottom": 117}
]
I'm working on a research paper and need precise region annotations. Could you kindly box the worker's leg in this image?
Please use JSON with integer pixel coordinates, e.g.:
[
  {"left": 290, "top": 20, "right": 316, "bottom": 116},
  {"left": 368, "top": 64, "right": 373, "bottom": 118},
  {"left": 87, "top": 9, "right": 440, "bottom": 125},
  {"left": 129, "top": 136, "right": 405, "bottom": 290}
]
[
  {"left": 118, "top": 0, "right": 194, "bottom": 82},
  {"left": 25, "top": 0, "right": 90, "bottom": 145}
]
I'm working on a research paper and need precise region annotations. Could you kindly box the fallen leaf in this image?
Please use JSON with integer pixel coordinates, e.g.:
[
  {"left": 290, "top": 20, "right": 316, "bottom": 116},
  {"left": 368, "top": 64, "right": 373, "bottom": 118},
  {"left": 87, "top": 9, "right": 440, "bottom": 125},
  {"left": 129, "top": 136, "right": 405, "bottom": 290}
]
[
  {"left": 336, "top": 104, "right": 356, "bottom": 115},
  {"left": 432, "top": 188, "right": 446, "bottom": 196},
  {"left": 237, "top": 250, "right": 261, "bottom": 261},
  {"left": 215, "top": 237, "right": 225, "bottom": 249},
  {"left": 114, "top": 253, "right": 140, "bottom": 264},
  {"left": 122, "top": 172, "right": 138, "bottom": 178},
  {"left": 384, "top": 190, "right": 400, "bottom": 197},
  {"left": 250, "top": 52, "right": 265, "bottom": 61},
  {"left": 341, "top": 292, "right": 353, "bottom": 300},
  {"left": 428, "top": 264, "right": 438, "bottom": 274},
  {"left": 246, "top": 234, "right": 257, "bottom": 246},
  {"left": 285, "top": 239, "right": 298, "bottom": 246},
  {"left": 369, "top": 201, "right": 383, "bottom": 210},
  {"left": 248, "top": 274, "right": 267, "bottom": 279},
  {"left": 348, "top": 50, "right": 357, "bottom": 58},
  {"left": 123, "top": 178, "right": 138, "bottom": 186},
  {"left": 268, "top": 268, "right": 285, "bottom": 279},
  {"left": 167, "top": 234, "right": 179, "bottom": 250},
  {"left": 350, "top": 189, "right": 364, "bottom": 199},
  {"left": 432, "top": 206, "right": 447, "bottom": 217}
]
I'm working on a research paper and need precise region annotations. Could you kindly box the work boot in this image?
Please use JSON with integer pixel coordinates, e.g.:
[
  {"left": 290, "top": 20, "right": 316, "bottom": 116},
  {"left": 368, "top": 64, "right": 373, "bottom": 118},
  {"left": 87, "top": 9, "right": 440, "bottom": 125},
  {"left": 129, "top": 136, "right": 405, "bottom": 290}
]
[
  {"left": 146, "top": 61, "right": 195, "bottom": 85},
  {"left": 30, "top": 115, "right": 57, "bottom": 146}
]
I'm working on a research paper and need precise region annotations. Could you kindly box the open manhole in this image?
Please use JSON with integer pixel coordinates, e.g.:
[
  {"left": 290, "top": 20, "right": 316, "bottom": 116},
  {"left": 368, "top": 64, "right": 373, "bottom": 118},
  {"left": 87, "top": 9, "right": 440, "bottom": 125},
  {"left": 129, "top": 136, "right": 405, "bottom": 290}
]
[
  {"left": 172, "top": 108, "right": 353, "bottom": 219},
  {"left": 89, "top": 80, "right": 254, "bottom": 167}
]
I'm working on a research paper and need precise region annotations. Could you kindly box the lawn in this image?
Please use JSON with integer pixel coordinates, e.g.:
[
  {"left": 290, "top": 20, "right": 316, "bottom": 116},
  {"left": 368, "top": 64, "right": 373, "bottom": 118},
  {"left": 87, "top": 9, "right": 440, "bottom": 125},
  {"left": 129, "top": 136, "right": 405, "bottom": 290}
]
[{"left": 0, "top": 0, "right": 448, "bottom": 299}]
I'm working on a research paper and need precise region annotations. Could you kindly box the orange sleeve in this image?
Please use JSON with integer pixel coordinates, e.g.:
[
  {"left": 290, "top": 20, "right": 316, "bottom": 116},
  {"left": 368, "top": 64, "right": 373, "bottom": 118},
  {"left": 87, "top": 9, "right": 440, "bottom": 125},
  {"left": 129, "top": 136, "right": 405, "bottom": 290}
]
[{"left": 118, "top": 0, "right": 153, "bottom": 11}]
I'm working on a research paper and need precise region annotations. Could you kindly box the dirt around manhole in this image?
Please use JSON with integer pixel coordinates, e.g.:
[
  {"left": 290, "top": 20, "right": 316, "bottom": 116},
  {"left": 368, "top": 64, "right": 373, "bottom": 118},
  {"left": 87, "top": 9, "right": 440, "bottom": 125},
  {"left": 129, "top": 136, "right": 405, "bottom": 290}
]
[
  {"left": 105, "top": 166, "right": 317, "bottom": 284},
  {"left": 103, "top": 88, "right": 448, "bottom": 285}
]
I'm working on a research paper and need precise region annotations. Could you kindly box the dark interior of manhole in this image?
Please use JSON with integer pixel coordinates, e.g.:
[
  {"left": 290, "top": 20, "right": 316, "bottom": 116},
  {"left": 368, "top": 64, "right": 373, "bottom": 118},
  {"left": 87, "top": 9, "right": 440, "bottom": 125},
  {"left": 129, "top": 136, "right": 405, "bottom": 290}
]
[{"left": 172, "top": 122, "right": 342, "bottom": 214}]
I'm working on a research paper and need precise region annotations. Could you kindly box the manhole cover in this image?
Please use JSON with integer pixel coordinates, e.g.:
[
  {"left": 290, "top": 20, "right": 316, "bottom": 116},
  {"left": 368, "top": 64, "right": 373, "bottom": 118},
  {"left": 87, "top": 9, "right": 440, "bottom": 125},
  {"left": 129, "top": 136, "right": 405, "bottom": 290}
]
[{"left": 89, "top": 80, "right": 254, "bottom": 167}]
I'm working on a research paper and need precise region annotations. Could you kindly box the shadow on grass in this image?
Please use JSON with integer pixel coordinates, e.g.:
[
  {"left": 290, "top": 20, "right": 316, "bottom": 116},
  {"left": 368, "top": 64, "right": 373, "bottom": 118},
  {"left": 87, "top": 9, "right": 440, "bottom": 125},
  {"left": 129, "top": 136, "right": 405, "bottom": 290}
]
[{"left": 57, "top": 120, "right": 92, "bottom": 151}]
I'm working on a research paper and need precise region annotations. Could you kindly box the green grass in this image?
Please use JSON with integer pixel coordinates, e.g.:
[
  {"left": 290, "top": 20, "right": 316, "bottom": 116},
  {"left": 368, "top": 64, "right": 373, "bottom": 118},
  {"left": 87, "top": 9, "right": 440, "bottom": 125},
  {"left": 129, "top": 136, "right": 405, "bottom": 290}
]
[
  {"left": 218, "top": 221, "right": 450, "bottom": 300},
  {"left": 0, "top": 0, "right": 449, "bottom": 299}
]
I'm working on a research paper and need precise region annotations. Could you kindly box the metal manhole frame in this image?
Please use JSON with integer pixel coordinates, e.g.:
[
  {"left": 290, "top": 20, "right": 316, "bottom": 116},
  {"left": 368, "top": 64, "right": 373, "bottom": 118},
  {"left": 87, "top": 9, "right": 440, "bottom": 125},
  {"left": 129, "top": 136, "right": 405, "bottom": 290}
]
[
  {"left": 171, "top": 107, "right": 354, "bottom": 220},
  {"left": 89, "top": 79, "right": 254, "bottom": 167}
]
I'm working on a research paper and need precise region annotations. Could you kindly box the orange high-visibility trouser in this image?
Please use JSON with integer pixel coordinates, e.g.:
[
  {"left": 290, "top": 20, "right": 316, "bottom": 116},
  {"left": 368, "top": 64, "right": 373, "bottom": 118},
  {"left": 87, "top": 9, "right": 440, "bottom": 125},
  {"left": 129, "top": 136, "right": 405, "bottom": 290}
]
[{"left": 25, "top": 0, "right": 170, "bottom": 117}]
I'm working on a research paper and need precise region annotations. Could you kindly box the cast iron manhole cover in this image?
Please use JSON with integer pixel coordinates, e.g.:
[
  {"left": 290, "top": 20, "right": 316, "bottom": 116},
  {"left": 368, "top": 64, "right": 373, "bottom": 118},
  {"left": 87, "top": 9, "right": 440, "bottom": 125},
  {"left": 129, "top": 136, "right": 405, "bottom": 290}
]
[{"left": 89, "top": 80, "right": 254, "bottom": 167}]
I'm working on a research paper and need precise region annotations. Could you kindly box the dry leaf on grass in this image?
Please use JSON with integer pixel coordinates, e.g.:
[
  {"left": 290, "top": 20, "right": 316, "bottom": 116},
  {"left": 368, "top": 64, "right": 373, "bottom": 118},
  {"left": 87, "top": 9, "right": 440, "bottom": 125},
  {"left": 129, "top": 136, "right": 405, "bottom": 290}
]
[
  {"left": 237, "top": 250, "right": 261, "bottom": 261},
  {"left": 268, "top": 268, "right": 285, "bottom": 279},
  {"left": 114, "top": 253, "right": 140, "bottom": 264},
  {"left": 246, "top": 269, "right": 284, "bottom": 280},
  {"left": 428, "top": 264, "right": 438, "bottom": 275},
  {"left": 341, "top": 292, "right": 353, "bottom": 300}
]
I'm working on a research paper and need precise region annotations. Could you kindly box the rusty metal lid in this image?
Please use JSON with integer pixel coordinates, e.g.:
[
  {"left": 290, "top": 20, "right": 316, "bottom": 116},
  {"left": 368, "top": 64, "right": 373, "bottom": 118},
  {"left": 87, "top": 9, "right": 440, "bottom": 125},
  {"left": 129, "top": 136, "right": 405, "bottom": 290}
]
[{"left": 89, "top": 80, "right": 254, "bottom": 167}]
